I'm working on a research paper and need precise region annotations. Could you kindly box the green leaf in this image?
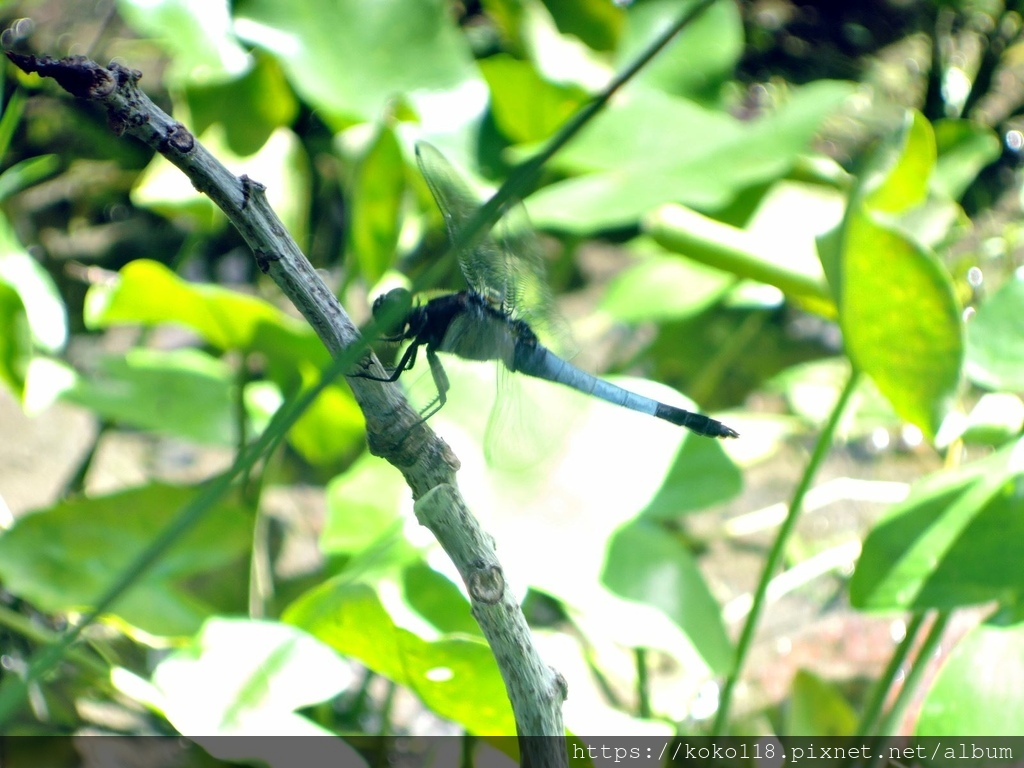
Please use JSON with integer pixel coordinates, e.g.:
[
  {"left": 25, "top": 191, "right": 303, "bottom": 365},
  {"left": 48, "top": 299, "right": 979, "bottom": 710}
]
[
  {"left": 0, "top": 217, "right": 67, "bottom": 353},
  {"left": 965, "top": 275, "right": 1024, "bottom": 391},
  {"left": 132, "top": 125, "right": 310, "bottom": 243},
  {"left": 0, "top": 154, "right": 60, "bottom": 204},
  {"left": 285, "top": 580, "right": 516, "bottom": 734},
  {"left": 481, "top": 55, "right": 589, "bottom": 144},
  {"left": 85, "top": 259, "right": 320, "bottom": 359},
  {"left": 932, "top": 119, "right": 1001, "bottom": 201},
  {"left": 600, "top": 248, "right": 735, "bottom": 323},
  {"left": 0, "top": 484, "right": 251, "bottom": 636},
  {"left": 837, "top": 112, "right": 962, "bottom": 438},
  {"left": 0, "top": 279, "right": 30, "bottom": 397},
  {"left": 850, "top": 441, "right": 1024, "bottom": 610},
  {"left": 347, "top": 127, "right": 406, "bottom": 286},
  {"left": 321, "top": 453, "right": 408, "bottom": 555},
  {"left": 527, "top": 81, "right": 854, "bottom": 233},
  {"left": 234, "top": 0, "right": 484, "bottom": 129},
  {"left": 619, "top": 0, "right": 743, "bottom": 103},
  {"left": 917, "top": 610, "right": 1024, "bottom": 736},
  {"left": 117, "top": 0, "right": 252, "bottom": 87},
  {"left": 146, "top": 618, "right": 366, "bottom": 758},
  {"left": 784, "top": 669, "right": 858, "bottom": 736},
  {"left": 601, "top": 520, "right": 733, "bottom": 674},
  {"left": 60, "top": 347, "right": 236, "bottom": 444},
  {"left": 542, "top": 0, "right": 623, "bottom": 52},
  {"left": 186, "top": 53, "right": 300, "bottom": 156},
  {"left": 639, "top": 431, "right": 742, "bottom": 518}
]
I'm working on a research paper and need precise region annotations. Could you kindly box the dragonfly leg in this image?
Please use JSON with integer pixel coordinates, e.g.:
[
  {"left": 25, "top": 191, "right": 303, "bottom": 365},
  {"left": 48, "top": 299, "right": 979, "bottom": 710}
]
[
  {"left": 417, "top": 347, "right": 450, "bottom": 421},
  {"left": 351, "top": 341, "right": 421, "bottom": 383}
]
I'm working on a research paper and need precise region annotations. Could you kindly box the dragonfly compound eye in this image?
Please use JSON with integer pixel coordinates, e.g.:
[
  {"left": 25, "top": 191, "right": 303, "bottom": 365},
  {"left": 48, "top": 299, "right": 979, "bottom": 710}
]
[{"left": 373, "top": 287, "right": 413, "bottom": 336}]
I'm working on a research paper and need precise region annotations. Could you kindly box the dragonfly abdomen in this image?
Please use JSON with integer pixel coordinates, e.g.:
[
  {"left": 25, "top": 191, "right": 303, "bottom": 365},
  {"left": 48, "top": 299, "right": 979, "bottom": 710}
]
[{"left": 512, "top": 342, "right": 738, "bottom": 439}]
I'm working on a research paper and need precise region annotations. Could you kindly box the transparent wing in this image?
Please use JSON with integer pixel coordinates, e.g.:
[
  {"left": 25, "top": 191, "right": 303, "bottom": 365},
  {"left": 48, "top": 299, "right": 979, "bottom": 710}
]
[
  {"left": 416, "top": 142, "right": 507, "bottom": 304},
  {"left": 416, "top": 141, "right": 573, "bottom": 355}
]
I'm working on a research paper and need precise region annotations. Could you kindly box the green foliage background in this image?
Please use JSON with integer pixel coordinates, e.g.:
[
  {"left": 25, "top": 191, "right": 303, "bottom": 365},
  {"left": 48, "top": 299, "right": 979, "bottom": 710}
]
[{"left": 1, "top": 0, "right": 1023, "bottom": 755}]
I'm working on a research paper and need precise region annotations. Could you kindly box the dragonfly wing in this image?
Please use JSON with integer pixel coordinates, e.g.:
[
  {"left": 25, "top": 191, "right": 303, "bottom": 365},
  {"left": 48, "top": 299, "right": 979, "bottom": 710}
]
[{"left": 416, "top": 142, "right": 509, "bottom": 306}]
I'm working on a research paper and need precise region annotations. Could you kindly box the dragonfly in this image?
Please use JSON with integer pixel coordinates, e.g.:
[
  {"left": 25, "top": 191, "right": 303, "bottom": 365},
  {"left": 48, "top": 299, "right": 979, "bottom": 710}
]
[{"left": 356, "top": 142, "right": 738, "bottom": 446}]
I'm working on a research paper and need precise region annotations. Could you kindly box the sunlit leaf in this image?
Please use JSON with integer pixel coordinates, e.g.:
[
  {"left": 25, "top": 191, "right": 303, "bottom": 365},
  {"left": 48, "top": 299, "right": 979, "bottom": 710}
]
[
  {"left": 85, "top": 259, "right": 322, "bottom": 360},
  {"left": 347, "top": 127, "right": 405, "bottom": 286},
  {"left": 0, "top": 279, "right": 29, "bottom": 397},
  {"left": 965, "top": 275, "right": 1024, "bottom": 391},
  {"left": 117, "top": 0, "right": 252, "bottom": 86},
  {"left": 60, "top": 347, "right": 235, "bottom": 444},
  {"left": 0, "top": 484, "right": 251, "bottom": 636},
  {"left": 527, "top": 81, "right": 853, "bottom": 233},
  {"left": 234, "top": 0, "right": 485, "bottom": 131},
  {"left": 285, "top": 580, "right": 516, "bottom": 735},
  {"left": 932, "top": 119, "right": 1001, "bottom": 201},
  {"left": 917, "top": 610, "right": 1024, "bottom": 736},
  {"left": 619, "top": 0, "right": 742, "bottom": 103},
  {"left": 601, "top": 520, "right": 733, "bottom": 674},
  {"left": 836, "top": 112, "right": 962, "bottom": 438},
  {"left": 481, "top": 55, "right": 589, "bottom": 144},
  {"left": 151, "top": 618, "right": 354, "bottom": 731},
  {"left": 0, "top": 217, "right": 67, "bottom": 352},
  {"left": 132, "top": 126, "right": 310, "bottom": 244},
  {"left": 784, "top": 669, "right": 858, "bottom": 736},
  {"left": 186, "top": 52, "right": 300, "bottom": 156},
  {"left": 850, "top": 441, "right": 1024, "bottom": 610}
]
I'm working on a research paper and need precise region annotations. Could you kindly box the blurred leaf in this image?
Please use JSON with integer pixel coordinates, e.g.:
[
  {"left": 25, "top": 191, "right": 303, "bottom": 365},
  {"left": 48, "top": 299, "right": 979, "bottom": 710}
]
[
  {"left": 0, "top": 279, "right": 30, "bottom": 397},
  {"left": 527, "top": 81, "right": 853, "bottom": 233},
  {"left": 234, "top": 0, "right": 485, "bottom": 130},
  {"left": 917, "top": 610, "right": 1024, "bottom": 736},
  {"left": 600, "top": 249, "right": 735, "bottom": 323},
  {"left": 133, "top": 126, "right": 309, "bottom": 244},
  {"left": 601, "top": 520, "right": 733, "bottom": 674},
  {"left": 0, "top": 484, "right": 251, "bottom": 637},
  {"left": 965, "top": 275, "right": 1024, "bottom": 391},
  {"left": 285, "top": 580, "right": 516, "bottom": 734},
  {"left": 932, "top": 119, "right": 1001, "bottom": 201},
  {"left": 481, "top": 54, "right": 589, "bottom": 144},
  {"left": 0, "top": 154, "right": 60, "bottom": 203},
  {"left": 401, "top": 562, "right": 480, "bottom": 636},
  {"left": 60, "top": 348, "right": 236, "bottom": 444},
  {"left": 0, "top": 218, "right": 67, "bottom": 352},
  {"left": 836, "top": 112, "right": 962, "bottom": 438},
  {"left": 186, "top": 53, "right": 299, "bottom": 156},
  {"left": 149, "top": 618, "right": 357, "bottom": 741},
  {"left": 784, "top": 669, "right": 858, "bottom": 736},
  {"left": 117, "top": 0, "right": 252, "bottom": 86},
  {"left": 619, "top": 0, "right": 743, "bottom": 103},
  {"left": 850, "top": 440, "right": 1024, "bottom": 610},
  {"left": 85, "top": 259, "right": 318, "bottom": 357},
  {"left": 321, "top": 453, "right": 407, "bottom": 556},
  {"left": 961, "top": 393, "right": 1024, "bottom": 445},
  {"left": 288, "top": 364, "right": 366, "bottom": 466},
  {"left": 543, "top": 0, "right": 623, "bottom": 51},
  {"left": 347, "top": 127, "right": 405, "bottom": 286},
  {"left": 639, "top": 431, "right": 742, "bottom": 518}
]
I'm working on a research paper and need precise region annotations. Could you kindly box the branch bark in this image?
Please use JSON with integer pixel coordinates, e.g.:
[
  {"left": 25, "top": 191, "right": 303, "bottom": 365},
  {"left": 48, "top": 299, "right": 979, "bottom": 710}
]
[{"left": 6, "top": 50, "right": 567, "bottom": 763}]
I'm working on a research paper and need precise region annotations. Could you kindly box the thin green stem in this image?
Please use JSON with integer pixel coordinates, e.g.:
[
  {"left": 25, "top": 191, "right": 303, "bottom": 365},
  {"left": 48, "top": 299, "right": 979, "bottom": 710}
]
[
  {"left": 0, "top": 603, "right": 108, "bottom": 678},
  {"left": 711, "top": 368, "right": 862, "bottom": 735},
  {"left": 636, "top": 647, "right": 652, "bottom": 719},
  {"left": 875, "top": 610, "right": 950, "bottom": 736},
  {"left": 855, "top": 611, "right": 927, "bottom": 737}
]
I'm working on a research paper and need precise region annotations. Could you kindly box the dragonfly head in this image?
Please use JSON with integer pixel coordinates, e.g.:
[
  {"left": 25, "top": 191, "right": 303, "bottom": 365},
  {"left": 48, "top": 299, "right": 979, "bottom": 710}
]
[{"left": 371, "top": 287, "right": 414, "bottom": 338}]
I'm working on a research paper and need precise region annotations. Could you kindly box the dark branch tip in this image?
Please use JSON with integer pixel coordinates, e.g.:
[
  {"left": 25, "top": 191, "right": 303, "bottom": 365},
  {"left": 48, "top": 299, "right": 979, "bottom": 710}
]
[{"left": 5, "top": 51, "right": 116, "bottom": 99}]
